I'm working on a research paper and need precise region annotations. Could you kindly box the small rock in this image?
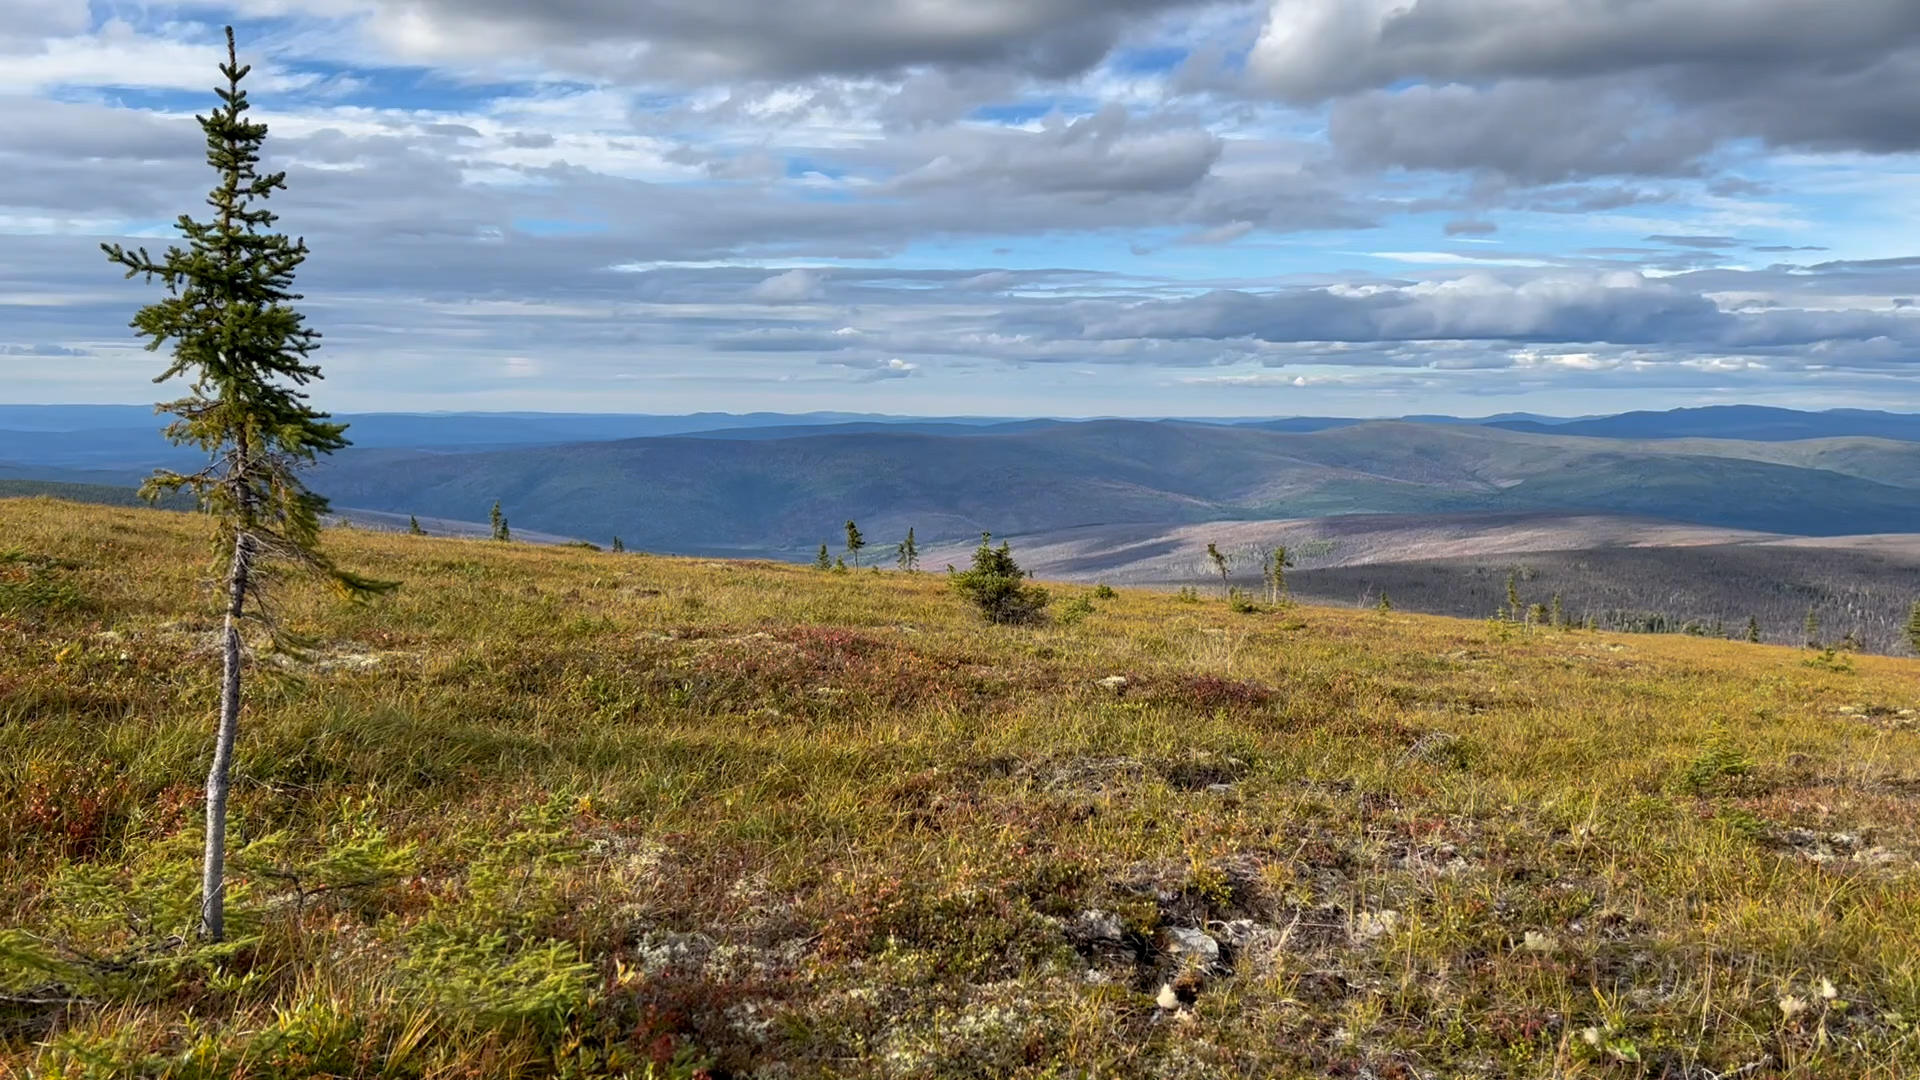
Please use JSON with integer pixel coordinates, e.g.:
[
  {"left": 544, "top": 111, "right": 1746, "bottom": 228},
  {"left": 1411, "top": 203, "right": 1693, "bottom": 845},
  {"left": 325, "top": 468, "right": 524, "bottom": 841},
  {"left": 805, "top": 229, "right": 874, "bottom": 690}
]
[
  {"left": 1164, "top": 927, "right": 1220, "bottom": 965},
  {"left": 1073, "top": 910, "right": 1125, "bottom": 943},
  {"left": 1213, "top": 919, "right": 1267, "bottom": 948},
  {"left": 1205, "top": 782, "right": 1236, "bottom": 795},
  {"left": 1352, "top": 909, "right": 1399, "bottom": 943},
  {"left": 1097, "top": 675, "right": 1129, "bottom": 692}
]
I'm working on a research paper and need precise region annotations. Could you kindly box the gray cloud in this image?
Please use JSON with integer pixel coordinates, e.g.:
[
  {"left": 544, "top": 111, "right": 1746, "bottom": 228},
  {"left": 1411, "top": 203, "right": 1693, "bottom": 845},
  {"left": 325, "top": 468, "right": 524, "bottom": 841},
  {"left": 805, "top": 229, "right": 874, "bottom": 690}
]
[
  {"left": 0, "top": 343, "right": 89, "bottom": 356},
  {"left": 1077, "top": 273, "right": 1920, "bottom": 350},
  {"left": 1251, "top": 0, "right": 1920, "bottom": 102},
  {"left": 1255, "top": 0, "right": 1920, "bottom": 164},
  {"left": 1647, "top": 235, "right": 1743, "bottom": 249},
  {"left": 887, "top": 106, "right": 1223, "bottom": 197},
  {"left": 750, "top": 269, "right": 828, "bottom": 302},
  {"left": 1329, "top": 79, "right": 1717, "bottom": 181},
  {"left": 346, "top": 0, "right": 1218, "bottom": 81}
]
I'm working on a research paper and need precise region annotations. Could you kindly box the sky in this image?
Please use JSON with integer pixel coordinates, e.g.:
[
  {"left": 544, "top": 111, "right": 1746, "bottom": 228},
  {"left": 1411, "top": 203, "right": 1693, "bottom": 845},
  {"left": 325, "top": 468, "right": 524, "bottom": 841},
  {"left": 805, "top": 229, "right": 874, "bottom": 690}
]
[{"left": 4, "top": 1, "right": 1920, "bottom": 416}]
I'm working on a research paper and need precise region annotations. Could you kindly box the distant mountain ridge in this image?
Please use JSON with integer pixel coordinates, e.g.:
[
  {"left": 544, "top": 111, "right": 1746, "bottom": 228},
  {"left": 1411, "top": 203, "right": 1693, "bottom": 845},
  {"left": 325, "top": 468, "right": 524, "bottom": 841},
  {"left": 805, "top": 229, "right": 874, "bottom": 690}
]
[
  {"left": 1487, "top": 404, "right": 1920, "bottom": 442},
  {"left": 9, "top": 405, "right": 1920, "bottom": 557},
  {"left": 305, "top": 419, "right": 1920, "bottom": 554}
]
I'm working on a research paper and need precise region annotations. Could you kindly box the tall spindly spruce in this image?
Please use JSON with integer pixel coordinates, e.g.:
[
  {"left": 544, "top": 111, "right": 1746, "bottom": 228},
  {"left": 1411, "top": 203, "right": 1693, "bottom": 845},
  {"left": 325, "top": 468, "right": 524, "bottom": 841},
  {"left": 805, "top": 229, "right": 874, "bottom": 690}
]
[
  {"left": 897, "top": 526, "right": 919, "bottom": 572},
  {"left": 1263, "top": 545, "right": 1293, "bottom": 605},
  {"left": 101, "top": 28, "right": 393, "bottom": 941},
  {"left": 845, "top": 519, "right": 866, "bottom": 567},
  {"left": 1205, "top": 542, "right": 1231, "bottom": 598}
]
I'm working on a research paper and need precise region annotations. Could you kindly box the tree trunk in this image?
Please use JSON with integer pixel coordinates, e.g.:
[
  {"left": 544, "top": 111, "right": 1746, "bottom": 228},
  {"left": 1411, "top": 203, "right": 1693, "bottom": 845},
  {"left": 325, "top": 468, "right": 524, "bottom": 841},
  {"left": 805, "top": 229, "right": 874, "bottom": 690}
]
[{"left": 202, "top": 531, "right": 252, "bottom": 941}]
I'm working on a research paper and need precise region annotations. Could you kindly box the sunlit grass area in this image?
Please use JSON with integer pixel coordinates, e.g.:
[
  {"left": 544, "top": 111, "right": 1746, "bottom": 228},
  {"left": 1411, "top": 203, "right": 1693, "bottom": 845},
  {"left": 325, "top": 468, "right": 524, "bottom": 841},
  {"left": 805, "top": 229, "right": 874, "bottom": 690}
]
[{"left": 4, "top": 497, "right": 1919, "bottom": 1078}]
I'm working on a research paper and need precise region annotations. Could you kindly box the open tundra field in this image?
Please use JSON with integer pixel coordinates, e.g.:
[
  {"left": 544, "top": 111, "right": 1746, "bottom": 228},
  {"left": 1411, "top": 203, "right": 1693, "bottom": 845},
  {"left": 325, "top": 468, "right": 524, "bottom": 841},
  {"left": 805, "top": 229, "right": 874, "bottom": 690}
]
[{"left": 5, "top": 498, "right": 1920, "bottom": 1078}]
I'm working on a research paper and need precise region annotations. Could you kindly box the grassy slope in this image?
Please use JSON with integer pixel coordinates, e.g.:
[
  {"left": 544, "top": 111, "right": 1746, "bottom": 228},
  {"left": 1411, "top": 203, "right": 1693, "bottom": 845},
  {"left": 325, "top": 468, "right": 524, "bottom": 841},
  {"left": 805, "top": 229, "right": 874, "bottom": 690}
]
[
  {"left": 4, "top": 497, "right": 1920, "bottom": 1078},
  {"left": 0, "top": 478, "right": 195, "bottom": 511}
]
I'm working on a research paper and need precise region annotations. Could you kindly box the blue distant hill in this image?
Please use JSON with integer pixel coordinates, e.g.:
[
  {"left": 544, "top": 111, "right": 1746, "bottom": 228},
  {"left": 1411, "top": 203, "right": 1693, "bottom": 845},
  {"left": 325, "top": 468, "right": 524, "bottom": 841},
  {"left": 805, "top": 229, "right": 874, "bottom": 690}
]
[{"left": 1488, "top": 405, "right": 1920, "bottom": 442}]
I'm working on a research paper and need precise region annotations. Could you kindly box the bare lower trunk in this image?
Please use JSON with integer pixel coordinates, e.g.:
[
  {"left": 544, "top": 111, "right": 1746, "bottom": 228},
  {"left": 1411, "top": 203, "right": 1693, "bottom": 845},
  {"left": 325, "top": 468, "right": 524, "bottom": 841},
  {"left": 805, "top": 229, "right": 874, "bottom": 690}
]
[{"left": 202, "top": 532, "right": 252, "bottom": 941}]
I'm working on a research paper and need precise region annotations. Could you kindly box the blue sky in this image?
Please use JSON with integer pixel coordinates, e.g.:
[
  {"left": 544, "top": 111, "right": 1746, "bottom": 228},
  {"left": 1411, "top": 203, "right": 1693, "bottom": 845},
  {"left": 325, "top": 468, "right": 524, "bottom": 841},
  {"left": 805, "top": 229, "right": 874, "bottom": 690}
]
[{"left": 4, "top": 0, "right": 1920, "bottom": 416}]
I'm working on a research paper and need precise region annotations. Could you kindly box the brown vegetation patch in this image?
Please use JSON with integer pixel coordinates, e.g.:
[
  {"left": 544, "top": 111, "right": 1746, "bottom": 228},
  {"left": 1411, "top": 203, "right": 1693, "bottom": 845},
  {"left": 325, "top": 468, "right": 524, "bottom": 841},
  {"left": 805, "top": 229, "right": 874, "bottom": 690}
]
[
  {"left": 1145, "top": 673, "right": 1277, "bottom": 714},
  {"left": 646, "top": 626, "right": 1053, "bottom": 717}
]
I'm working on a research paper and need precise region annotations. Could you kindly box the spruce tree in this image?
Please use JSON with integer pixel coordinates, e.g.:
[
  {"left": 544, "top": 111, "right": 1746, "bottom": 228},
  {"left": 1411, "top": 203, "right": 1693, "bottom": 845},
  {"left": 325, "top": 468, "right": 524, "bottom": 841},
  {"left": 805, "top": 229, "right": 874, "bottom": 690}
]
[
  {"left": 489, "top": 500, "right": 509, "bottom": 542},
  {"left": 1746, "top": 616, "right": 1761, "bottom": 643},
  {"left": 897, "top": 527, "right": 919, "bottom": 572},
  {"left": 814, "top": 543, "right": 832, "bottom": 570},
  {"left": 1907, "top": 601, "right": 1920, "bottom": 655},
  {"left": 101, "top": 27, "right": 392, "bottom": 941},
  {"left": 408, "top": 514, "right": 424, "bottom": 535},
  {"left": 1376, "top": 591, "right": 1392, "bottom": 613},
  {"left": 1505, "top": 571, "right": 1521, "bottom": 622},
  {"left": 949, "top": 532, "right": 1049, "bottom": 624},
  {"left": 1803, "top": 605, "right": 1821, "bottom": 648},
  {"left": 1206, "top": 542, "right": 1231, "bottom": 598},
  {"left": 845, "top": 519, "right": 866, "bottom": 567},
  {"left": 1263, "top": 546, "right": 1293, "bottom": 605},
  {"left": 611, "top": 536, "right": 624, "bottom": 553},
  {"left": 1550, "top": 593, "right": 1564, "bottom": 629}
]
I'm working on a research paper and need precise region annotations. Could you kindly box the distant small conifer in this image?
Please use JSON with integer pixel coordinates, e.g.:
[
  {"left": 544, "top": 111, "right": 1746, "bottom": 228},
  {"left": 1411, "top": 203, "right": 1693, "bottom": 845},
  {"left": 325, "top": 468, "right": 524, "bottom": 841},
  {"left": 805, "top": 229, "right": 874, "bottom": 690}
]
[
  {"left": 611, "top": 536, "right": 624, "bottom": 553},
  {"left": 845, "top": 519, "right": 866, "bottom": 567},
  {"left": 1550, "top": 593, "right": 1564, "bottom": 629},
  {"left": 1263, "top": 546, "right": 1293, "bottom": 605},
  {"left": 814, "top": 543, "right": 831, "bottom": 570},
  {"left": 408, "top": 514, "right": 424, "bottom": 535},
  {"left": 1746, "top": 615, "right": 1761, "bottom": 643},
  {"left": 489, "top": 500, "right": 510, "bottom": 542},
  {"left": 1907, "top": 601, "right": 1920, "bottom": 654},
  {"left": 1377, "top": 592, "right": 1392, "bottom": 613},
  {"left": 1205, "top": 542, "right": 1231, "bottom": 598},
  {"left": 1803, "top": 605, "right": 1821, "bottom": 648},
  {"left": 897, "top": 527, "right": 919, "bottom": 572}
]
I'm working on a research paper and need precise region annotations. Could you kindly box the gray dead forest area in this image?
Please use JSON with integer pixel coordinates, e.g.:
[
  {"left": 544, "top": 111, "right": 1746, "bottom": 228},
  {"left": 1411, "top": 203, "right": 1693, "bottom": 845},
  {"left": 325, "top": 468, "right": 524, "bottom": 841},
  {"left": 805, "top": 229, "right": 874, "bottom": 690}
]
[{"left": 1280, "top": 543, "right": 1920, "bottom": 654}]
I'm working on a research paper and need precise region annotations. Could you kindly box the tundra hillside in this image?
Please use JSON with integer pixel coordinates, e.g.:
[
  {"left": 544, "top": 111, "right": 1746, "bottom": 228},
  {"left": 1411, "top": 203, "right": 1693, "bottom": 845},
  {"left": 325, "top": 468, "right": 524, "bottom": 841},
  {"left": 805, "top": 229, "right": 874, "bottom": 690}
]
[{"left": 4, "top": 497, "right": 1919, "bottom": 1078}]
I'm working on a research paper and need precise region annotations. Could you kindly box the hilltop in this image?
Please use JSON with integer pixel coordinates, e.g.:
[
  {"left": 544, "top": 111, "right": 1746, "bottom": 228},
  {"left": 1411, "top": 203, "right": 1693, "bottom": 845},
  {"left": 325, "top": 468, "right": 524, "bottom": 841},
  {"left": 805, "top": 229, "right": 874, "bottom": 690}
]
[{"left": 4, "top": 496, "right": 1918, "bottom": 1077}]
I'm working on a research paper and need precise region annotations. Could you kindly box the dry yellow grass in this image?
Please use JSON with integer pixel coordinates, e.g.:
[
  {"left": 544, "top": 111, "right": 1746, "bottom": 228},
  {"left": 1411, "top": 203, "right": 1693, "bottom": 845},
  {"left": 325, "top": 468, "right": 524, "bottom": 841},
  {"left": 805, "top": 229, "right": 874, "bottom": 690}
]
[{"left": 3, "top": 496, "right": 1919, "bottom": 1078}]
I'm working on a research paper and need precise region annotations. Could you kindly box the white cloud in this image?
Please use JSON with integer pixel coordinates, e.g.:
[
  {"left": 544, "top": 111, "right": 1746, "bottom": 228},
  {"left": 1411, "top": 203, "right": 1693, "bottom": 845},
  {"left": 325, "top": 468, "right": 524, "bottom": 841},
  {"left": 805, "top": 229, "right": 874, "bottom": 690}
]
[{"left": 750, "top": 269, "right": 829, "bottom": 303}]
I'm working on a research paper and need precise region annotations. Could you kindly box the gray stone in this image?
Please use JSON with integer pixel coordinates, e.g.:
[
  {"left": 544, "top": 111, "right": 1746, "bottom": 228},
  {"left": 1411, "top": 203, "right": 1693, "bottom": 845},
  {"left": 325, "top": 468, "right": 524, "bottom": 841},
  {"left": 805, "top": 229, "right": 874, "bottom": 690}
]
[{"left": 1165, "top": 926, "right": 1220, "bottom": 965}]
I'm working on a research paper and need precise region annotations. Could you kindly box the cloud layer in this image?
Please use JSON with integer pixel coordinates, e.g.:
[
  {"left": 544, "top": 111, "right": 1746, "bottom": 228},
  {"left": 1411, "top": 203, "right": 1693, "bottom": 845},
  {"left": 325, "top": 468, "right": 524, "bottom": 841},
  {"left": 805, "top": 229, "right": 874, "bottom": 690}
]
[{"left": 1, "top": 1, "right": 1919, "bottom": 413}]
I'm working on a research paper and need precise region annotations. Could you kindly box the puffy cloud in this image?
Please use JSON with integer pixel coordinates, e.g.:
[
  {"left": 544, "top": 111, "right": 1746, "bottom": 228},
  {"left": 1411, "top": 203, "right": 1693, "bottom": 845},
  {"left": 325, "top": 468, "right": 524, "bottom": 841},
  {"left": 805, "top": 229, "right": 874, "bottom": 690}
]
[
  {"left": 263, "top": 0, "right": 1215, "bottom": 81},
  {"left": 1254, "top": 0, "right": 1920, "bottom": 161},
  {"left": 1078, "top": 272, "right": 1920, "bottom": 350},
  {"left": 889, "top": 106, "right": 1223, "bottom": 196},
  {"left": 1329, "top": 79, "right": 1718, "bottom": 181},
  {"left": 1249, "top": 0, "right": 1920, "bottom": 103},
  {"left": 750, "top": 269, "right": 829, "bottom": 303}
]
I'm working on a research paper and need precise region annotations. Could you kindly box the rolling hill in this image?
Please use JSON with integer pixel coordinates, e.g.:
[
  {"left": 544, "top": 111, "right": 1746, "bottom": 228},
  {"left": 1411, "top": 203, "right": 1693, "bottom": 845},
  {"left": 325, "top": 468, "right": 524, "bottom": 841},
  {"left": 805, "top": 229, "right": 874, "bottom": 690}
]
[
  {"left": 1488, "top": 403, "right": 1920, "bottom": 442},
  {"left": 306, "top": 419, "right": 1920, "bottom": 554}
]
